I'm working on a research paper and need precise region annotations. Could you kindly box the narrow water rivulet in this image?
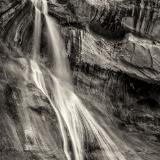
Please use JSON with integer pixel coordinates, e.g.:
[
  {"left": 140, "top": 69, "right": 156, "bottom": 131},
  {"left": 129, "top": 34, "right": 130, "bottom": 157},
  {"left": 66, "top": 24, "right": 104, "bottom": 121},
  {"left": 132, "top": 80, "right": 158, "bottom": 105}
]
[{"left": 27, "top": 0, "right": 130, "bottom": 160}]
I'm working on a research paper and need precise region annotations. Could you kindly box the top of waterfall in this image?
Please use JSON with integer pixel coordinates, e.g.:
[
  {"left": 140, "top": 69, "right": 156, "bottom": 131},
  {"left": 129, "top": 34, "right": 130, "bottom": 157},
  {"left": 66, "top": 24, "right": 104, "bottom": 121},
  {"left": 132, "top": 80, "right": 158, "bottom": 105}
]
[
  {"left": 42, "top": 0, "right": 48, "bottom": 15},
  {"left": 31, "top": 0, "right": 48, "bottom": 15}
]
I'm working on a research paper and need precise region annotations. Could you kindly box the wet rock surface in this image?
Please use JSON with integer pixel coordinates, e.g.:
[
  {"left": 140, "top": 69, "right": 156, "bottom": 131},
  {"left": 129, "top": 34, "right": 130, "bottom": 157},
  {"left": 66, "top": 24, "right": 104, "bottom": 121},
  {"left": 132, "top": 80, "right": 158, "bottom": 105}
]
[{"left": 0, "top": 0, "right": 160, "bottom": 160}]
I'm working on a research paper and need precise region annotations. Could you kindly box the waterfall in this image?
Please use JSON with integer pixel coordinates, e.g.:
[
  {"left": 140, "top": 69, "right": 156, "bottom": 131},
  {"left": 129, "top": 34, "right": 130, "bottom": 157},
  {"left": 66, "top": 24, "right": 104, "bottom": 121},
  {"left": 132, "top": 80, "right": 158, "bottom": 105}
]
[
  {"left": 31, "top": 0, "right": 42, "bottom": 59},
  {"left": 29, "top": 0, "right": 127, "bottom": 160}
]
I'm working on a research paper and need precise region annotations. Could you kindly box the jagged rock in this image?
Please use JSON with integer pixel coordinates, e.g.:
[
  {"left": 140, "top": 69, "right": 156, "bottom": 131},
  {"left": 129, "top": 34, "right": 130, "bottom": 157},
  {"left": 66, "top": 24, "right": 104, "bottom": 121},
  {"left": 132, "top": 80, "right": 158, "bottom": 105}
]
[{"left": 65, "top": 28, "right": 160, "bottom": 83}]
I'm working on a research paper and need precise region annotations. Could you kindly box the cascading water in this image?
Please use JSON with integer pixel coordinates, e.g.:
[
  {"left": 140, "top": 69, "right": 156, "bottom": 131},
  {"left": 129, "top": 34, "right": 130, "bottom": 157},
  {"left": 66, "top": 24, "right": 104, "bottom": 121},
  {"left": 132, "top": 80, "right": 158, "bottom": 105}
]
[
  {"left": 31, "top": 0, "right": 42, "bottom": 60},
  {"left": 29, "top": 0, "right": 128, "bottom": 160}
]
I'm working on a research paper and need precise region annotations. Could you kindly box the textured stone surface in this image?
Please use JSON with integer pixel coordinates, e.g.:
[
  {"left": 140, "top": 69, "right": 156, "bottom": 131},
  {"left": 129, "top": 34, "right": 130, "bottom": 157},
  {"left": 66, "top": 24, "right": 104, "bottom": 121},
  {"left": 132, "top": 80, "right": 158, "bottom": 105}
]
[{"left": 0, "top": 0, "right": 160, "bottom": 160}]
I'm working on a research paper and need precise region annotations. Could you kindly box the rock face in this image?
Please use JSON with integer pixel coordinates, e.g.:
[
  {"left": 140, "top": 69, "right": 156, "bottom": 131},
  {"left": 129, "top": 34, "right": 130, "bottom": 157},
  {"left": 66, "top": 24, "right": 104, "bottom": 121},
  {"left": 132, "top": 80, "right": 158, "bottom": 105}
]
[
  {"left": 1, "top": 0, "right": 160, "bottom": 83},
  {"left": 0, "top": 0, "right": 160, "bottom": 160}
]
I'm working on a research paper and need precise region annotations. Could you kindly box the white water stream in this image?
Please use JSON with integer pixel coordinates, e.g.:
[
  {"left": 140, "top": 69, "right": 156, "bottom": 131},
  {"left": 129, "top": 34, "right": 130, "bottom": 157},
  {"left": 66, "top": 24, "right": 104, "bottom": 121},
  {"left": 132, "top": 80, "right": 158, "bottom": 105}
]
[{"left": 29, "top": 0, "right": 127, "bottom": 160}]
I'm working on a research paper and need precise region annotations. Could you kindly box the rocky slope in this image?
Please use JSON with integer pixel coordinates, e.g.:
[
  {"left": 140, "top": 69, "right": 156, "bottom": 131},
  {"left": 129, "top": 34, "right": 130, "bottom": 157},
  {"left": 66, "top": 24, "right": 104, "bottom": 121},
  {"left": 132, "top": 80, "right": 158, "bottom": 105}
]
[{"left": 0, "top": 0, "right": 160, "bottom": 160}]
